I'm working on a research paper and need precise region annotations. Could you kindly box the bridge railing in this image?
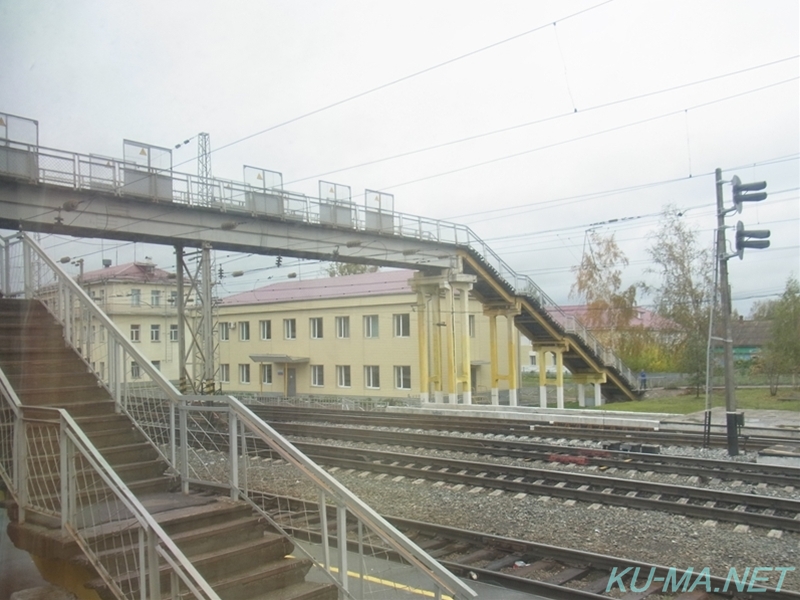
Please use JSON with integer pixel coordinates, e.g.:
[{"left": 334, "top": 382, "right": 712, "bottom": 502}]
[
  {"left": 0, "top": 231, "right": 477, "bottom": 600},
  {"left": 0, "top": 139, "right": 637, "bottom": 391}
]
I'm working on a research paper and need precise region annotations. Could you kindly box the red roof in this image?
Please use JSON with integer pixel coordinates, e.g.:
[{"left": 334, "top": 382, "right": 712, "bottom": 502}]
[
  {"left": 222, "top": 269, "right": 415, "bottom": 306},
  {"left": 80, "top": 262, "right": 174, "bottom": 284}
]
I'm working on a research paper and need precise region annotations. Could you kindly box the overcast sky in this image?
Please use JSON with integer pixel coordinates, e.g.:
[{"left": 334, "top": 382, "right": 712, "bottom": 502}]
[{"left": 1, "top": 0, "right": 798, "bottom": 314}]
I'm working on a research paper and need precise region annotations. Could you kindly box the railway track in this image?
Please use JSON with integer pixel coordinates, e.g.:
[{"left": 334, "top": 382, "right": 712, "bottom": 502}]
[
  {"left": 284, "top": 442, "right": 800, "bottom": 533},
  {"left": 205, "top": 487, "right": 800, "bottom": 599},
  {"left": 249, "top": 404, "right": 796, "bottom": 451},
  {"left": 269, "top": 421, "right": 800, "bottom": 488}
]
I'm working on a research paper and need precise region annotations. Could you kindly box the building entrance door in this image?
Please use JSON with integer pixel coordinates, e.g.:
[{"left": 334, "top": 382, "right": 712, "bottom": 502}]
[{"left": 287, "top": 368, "right": 296, "bottom": 397}]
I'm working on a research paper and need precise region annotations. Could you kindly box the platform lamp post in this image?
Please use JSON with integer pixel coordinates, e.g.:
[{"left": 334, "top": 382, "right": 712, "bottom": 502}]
[{"left": 714, "top": 168, "right": 770, "bottom": 456}]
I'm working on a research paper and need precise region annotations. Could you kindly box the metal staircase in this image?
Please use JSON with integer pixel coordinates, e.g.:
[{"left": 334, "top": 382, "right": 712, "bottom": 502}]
[
  {"left": 0, "top": 234, "right": 476, "bottom": 600},
  {"left": 1, "top": 298, "right": 335, "bottom": 600}
]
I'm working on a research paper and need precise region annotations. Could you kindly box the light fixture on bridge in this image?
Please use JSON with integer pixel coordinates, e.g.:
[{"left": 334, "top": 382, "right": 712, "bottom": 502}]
[
  {"left": 220, "top": 221, "right": 239, "bottom": 230},
  {"left": 402, "top": 249, "right": 419, "bottom": 256},
  {"left": 59, "top": 257, "right": 71, "bottom": 264},
  {"left": 345, "top": 240, "right": 361, "bottom": 248},
  {"left": 232, "top": 270, "right": 244, "bottom": 277}
]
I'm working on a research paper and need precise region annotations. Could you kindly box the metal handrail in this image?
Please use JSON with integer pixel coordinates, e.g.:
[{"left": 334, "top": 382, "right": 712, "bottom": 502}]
[
  {"left": 227, "top": 396, "right": 477, "bottom": 599},
  {"left": 0, "top": 390, "right": 220, "bottom": 599}
]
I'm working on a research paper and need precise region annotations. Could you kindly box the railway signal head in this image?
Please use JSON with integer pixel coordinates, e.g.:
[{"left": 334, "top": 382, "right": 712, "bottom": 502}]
[
  {"left": 735, "top": 221, "right": 770, "bottom": 260},
  {"left": 731, "top": 175, "right": 767, "bottom": 213}
]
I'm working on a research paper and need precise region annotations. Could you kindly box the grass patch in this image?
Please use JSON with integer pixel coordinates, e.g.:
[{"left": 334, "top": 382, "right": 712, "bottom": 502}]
[{"left": 589, "top": 388, "right": 800, "bottom": 414}]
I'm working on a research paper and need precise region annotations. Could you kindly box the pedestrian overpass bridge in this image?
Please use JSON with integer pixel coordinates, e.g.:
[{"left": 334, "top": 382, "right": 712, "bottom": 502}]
[{"left": 0, "top": 111, "right": 640, "bottom": 402}]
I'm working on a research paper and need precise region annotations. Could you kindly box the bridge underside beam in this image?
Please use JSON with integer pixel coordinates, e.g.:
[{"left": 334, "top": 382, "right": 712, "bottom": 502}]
[{"left": 0, "top": 181, "right": 457, "bottom": 271}]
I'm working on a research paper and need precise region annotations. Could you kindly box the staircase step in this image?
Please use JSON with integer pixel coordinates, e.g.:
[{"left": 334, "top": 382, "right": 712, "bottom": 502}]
[
  {"left": 16, "top": 386, "right": 111, "bottom": 405},
  {"left": 252, "top": 581, "right": 338, "bottom": 600},
  {"left": 204, "top": 558, "right": 317, "bottom": 600},
  {"left": 171, "top": 515, "right": 267, "bottom": 555}
]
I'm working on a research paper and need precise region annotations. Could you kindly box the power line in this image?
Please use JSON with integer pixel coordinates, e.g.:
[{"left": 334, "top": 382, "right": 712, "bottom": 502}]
[
  {"left": 173, "top": 0, "right": 616, "bottom": 170},
  {"left": 370, "top": 77, "right": 799, "bottom": 196},
  {"left": 285, "top": 55, "right": 799, "bottom": 186}
]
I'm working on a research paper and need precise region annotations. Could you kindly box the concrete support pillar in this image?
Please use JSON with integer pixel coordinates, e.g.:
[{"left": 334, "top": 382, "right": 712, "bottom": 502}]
[
  {"left": 577, "top": 383, "right": 586, "bottom": 407},
  {"left": 456, "top": 281, "right": 472, "bottom": 405},
  {"left": 445, "top": 284, "right": 457, "bottom": 404},
  {"left": 506, "top": 312, "right": 518, "bottom": 406},
  {"left": 555, "top": 349, "right": 565, "bottom": 409},
  {"left": 595, "top": 382, "right": 603, "bottom": 406},
  {"left": 412, "top": 271, "right": 476, "bottom": 405},
  {"left": 489, "top": 313, "right": 499, "bottom": 405},
  {"left": 538, "top": 349, "right": 547, "bottom": 408},
  {"left": 416, "top": 288, "right": 430, "bottom": 403},
  {"left": 431, "top": 286, "right": 443, "bottom": 403}
]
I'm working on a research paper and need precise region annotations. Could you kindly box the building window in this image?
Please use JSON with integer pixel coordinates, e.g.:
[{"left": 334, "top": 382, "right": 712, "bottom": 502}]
[
  {"left": 365, "top": 365, "right": 380, "bottom": 389},
  {"left": 394, "top": 366, "right": 411, "bottom": 390},
  {"left": 336, "top": 365, "right": 351, "bottom": 388},
  {"left": 469, "top": 314, "right": 475, "bottom": 338},
  {"left": 131, "top": 362, "right": 141, "bottom": 379},
  {"left": 150, "top": 324, "right": 160, "bottom": 342},
  {"left": 284, "top": 319, "right": 296, "bottom": 340},
  {"left": 239, "top": 321, "right": 250, "bottom": 341},
  {"left": 364, "top": 315, "right": 379, "bottom": 338},
  {"left": 220, "top": 322, "right": 230, "bottom": 341},
  {"left": 220, "top": 364, "right": 230, "bottom": 383},
  {"left": 393, "top": 314, "right": 410, "bottom": 337},
  {"left": 170, "top": 291, "right": 178, "bottom": 306},
  {"left": 310, "top": 317, "right": 323, "bottom": 339},
  {"left": 336, "top": 316, "right": 350, "bottom": 339},
  {"left": 152, "top": 360, "right": 161, "bottom": 371},
  {"left": 151, "top": 290, "right": 161, "bottom": 307},
  {"left": 239, "top": 364, "right": 250, "bottom": 384},
  {"left": 261, "top": 364, "right": 273, "bottom": 384},
  {"left": 130, "top": 324, "right": 140, "bottom": 342},
  {"left": 170, "top": 324, "right": 179, "bottom": 342},
  {"left": 311, "top": 365, "right": 324, "bottom": 387},
  {"left": 260, "top": 320, "right": 272, "bottom": 340},
  {"left": 130, "top": 289, "right": 141, "bottom": 307}
]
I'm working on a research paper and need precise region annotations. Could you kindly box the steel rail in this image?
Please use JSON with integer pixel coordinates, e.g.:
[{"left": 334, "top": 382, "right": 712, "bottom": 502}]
[
  {"left": 269, "top": 421, "right": 800, "bottom": 487},
  {"left": 287, "top": 442, "right": 800, "bottom": 533}
]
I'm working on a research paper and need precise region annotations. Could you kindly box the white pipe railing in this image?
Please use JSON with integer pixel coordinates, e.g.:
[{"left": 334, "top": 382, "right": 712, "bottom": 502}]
[
  {"left": 2, "top": 231, "right": 477, "bottom": 600},
  {"left": 2, "top": 139, "right": 637, "bottom": 392},
  {"left": 0, "top": 397, "right": 220, "bottom": 600}
]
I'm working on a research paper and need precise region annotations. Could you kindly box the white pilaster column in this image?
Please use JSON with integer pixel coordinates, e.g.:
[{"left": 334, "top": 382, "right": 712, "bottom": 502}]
[
  {"left": 555, "top": 349, "right": 565, "bottom": 409},
  {"left": 577, "top": 383, "right": 586, "bottom": 407},
  {"left": 594, "top": 382, "right": 603, "bottom": 406}
]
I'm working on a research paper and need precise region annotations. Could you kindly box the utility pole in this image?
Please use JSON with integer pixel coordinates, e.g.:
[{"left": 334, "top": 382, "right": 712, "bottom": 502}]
[{"left": 715, "top": 168, "right": 738, "bottom": 456}]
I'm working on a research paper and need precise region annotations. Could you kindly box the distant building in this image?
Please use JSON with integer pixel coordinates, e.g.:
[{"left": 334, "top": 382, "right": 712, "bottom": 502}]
[
  {"left": 730, "top": 318, "right": 772, "bottom": 361},
  {"left": 79, "top": 260, "right": 182, "bottom": 381},
  {"left": 217, "top": 269, "right": 511, "bottom": 400},
  {"left": 77, "top": 264, "right": 514, "bottom": 401}
]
